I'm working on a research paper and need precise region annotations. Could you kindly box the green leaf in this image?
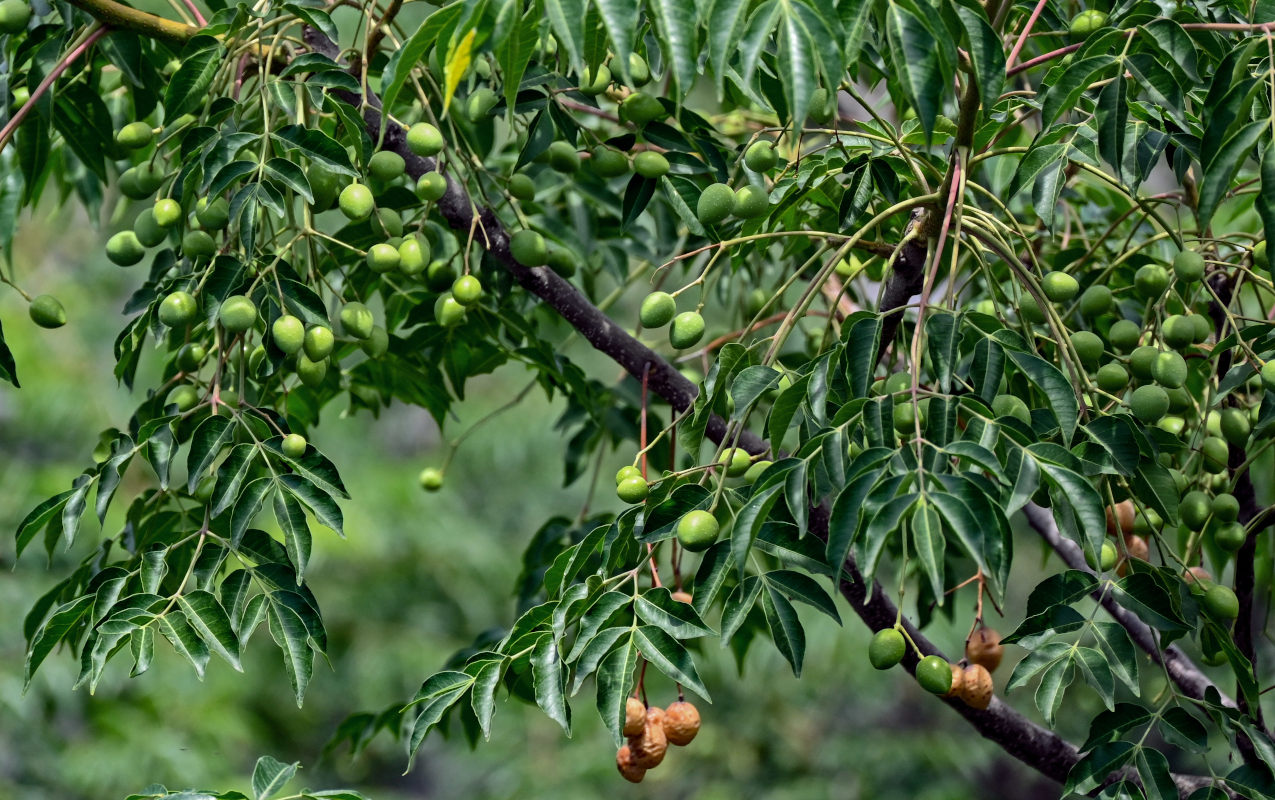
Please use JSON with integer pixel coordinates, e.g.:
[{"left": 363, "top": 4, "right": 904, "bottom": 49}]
[
  {"left": 273, "top": 490, "right": 312, "bottom": 582},
  {"left": 164, "top": 38, "right": 225, "bottom": 118},
  {"left": 721, "top": 576, "right": 761, "bottom": 644},
  {"left": 843, "top": 315, "right": 880, "bottom": 398},
  {"left": 1090, "top": 622, "right": 1139, "bottom": 696},
  {"left": 565, "top": 591, "right": 632, "bottom": 661},
  {"left": 633, "top": 625, "right": 710, "bottom": 701},
  {"left": 16, "top": 489, "right": 72, "bottom": 557},
  {"left": 1095, "top": 75, "right": 1128, "bottom": 181},
  {"left": 729, "top": 365, "right": 780, "bottom": 413},
  {"left": 856, "top": 491, "right": 917, "bottom": 587},
  {"left": 177, "top": 591, "right": 242, "bottom": 671},
  {"left": 707, "top": 0, "right": 750, "bottom": 93},
  {"left": 280, "top": 474, "right": 343, "bottom": 537},
  {"left": 884, "top": 0, "right": 946, "bottom": 138},
  {"left": 732, "top": 482, "right": 784, "bottom": 577},
  {"left": 0, "top": 317, "right": 19, "bottom": 387},
  {"left": 1198, "top": 121, "right": 1265, "bottom": 230},
  {"left": 544, "top": 0, "right": 587, "bottom": 78},
  {"left": 634, "top": 588, "right": 715, "bottom": 638},
  {"left": 272, "top": 125, "right": 358, "bottom": 177},
  {"left": 532, "top": 634, "right": 571, "bottom": 733},
  {"left": 25, "top": 595, "right": 93, "bottom": 686},
  {"left": 911, "top": 502, "right": 945, "bottom": 600},
  {"left": 380, "top": 5, "right": 463, "bottom": 133},
  {"left": 231, "top": 478, "right": 273, "bottom": 547},
  {"left": 187, "top": 415, "right": 236, "bottom": 493},
  {"left": 760, "top": 581, "right": 805, "bottom": 676},
  {"left": 1034, "top": 656, "right": 1074, "bottom": 726},
  {"left": 1039, "top": 462, "right": 1106, "bottom": 563},
  {"left": 1040, "top": 55, "right": 1114, "bottom": 129},
  {"left": 1073, "top": 646, "right": 1115, "bottom": 710},
  {"left": 61, "top": 474, "right": 92, "bottom": 550},
  {"left": 595, "top": 634, "right": 638, "bottom": 746},
  {"left": 925, "top": 312, "right": 958, "bottom": 393},
  {"left": 1134, "top": 747, "right": 1177, "bottom": 800},
  {"left": 1006, "top": 349, "right": 1078, "bottom": 443},
  {"left": 825, "top": 466, "right": 881, "bottom": 568},
  {"left": 763, "top": 570, "right": 839, "bottom": 623},
  {"left": 498, "top": 4, "right": 541, "bottom": 115},
  {"left": 405, "top": 671, "right": 474, "bottom": 764},
  {"left": 470, "top": 657, "right": 505, "bottom": 740},
  {"left": 159, "top": 611, "right": 211, "bottom": 679},
  {"left": 263, "top": 158, "right": 313, "bottom": 203},
  {"left": 266, "top": 599, "right": 314, "bottom": 706},
  {"left": 211, "top": 444, "right": 258, "bottom": 518},
  {"left": 651, "top": 0, "right": 697, "bottom": 96},
  {"left": 251, "top": 756, "right": 298, "bottom": 800},
  {"left": 954, "top": 4, "right": 1004, "bottom": 115}
]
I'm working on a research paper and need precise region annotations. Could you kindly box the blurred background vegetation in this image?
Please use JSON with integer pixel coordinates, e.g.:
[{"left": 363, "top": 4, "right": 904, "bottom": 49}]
[{"left": 5, "top": 203, "right": 1084, "bottom": 800}]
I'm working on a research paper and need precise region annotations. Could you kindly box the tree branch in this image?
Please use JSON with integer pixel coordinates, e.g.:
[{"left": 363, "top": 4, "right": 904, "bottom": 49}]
[{"left": 65, "top": 0, "right": 199, "bottom": 45}]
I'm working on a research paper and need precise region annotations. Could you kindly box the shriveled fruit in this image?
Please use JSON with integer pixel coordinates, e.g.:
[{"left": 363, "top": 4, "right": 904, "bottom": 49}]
[
  {"left": 1213, "top": 493, "right": 1240, "bottom": 522},
  {"left": 106, "top": 231, "right": 146, "bottom": 266},
  {"left": 624, "top": 698, "right": 646, "bottom": 737},
  {"left": 452, "top": 275, "right": 482, "bottom": 306},
  {"left": 115, "top": 120, "right": 153, "bottom": 149},
  {"left": 219, "top": 295, "right": 257, "bottom": 333},
  {"left": 158, "top": 291, "right": 198, "bottom": 327},
  {"left": 945, "top": 663, "right": 965, "bottom": 698},
  {"left": 733, "top": 185, "right": 768, "bottom": 219},
  {"left": 1078, "top": 285, "right": 1112, "bottom": 318},
  {"left": 1128, "top": 385, "right": 1169, "bottom": 423},
  {"left": 628, "top": 706, "right": 667, "bottom": 768},
  {"left": 1070, "top": 9, "right": 1108, "bottom": 39},
  {"left": 418, "top": 467, "right": 443, "bottom": 491},
  {"left": 1204, "top": 584, "right": 1239, "bottom": 620},
  {"left": 1124, "top": 534, "right": 1149, "bottom": 562},
  {"left": 620, "top": 92, "right": 664, "bottom": 125},
  {"left": 669, "top": 311, "right": 705, "bottom": 349},
  {"left": 406, "top": 122, "right": 444, "bottom": 156},
  {"left": 915, "top": 655, "right": 953, "bottom": 694},
  {"left": 1184, "top": 566, "right": 1213, "bottom": 587},
  {"left": 546, "top": 141, "right": 580, "bottom": 173},
  {"left": 1173, "top": 250, "right": 1205, "bottom": 282},
  {"left": 676, "top": 510, "right": 718, "bottom": 552},
  {"left": 958, "top": 664, "right": 994, "bottom": 710},
  {"left": 339, "top": 183, "right": 375, "bottom": 220},
  {"left": 991, "top": 394, "right": 1032, "bottom": 426},
  {"left": 632, "top": 151, "right": 670, "bottom": 178},
  {"left": 869, "top": 628, "right": 906, "bottom": 670},
  {"left": 639, "top": 291, "right": 676, "bottom": 328},
  {"left": 1134, "top": 264, "right": 1170, "bottom": 299},
  {"left": 744, "top": 140, "right": 778, "bottom": 172},
  {"left": 589, "top": 146, "right": 629, "bottom": 178},
  {"left": 616, "top": 476, "right": 649, "bottom": 503},
  {"left": 272, "top": 315, "right": 305, "bottom": 354},
  {"left": 697, "top": 183, "right": 736, "bottom": 225},
  {"left": 1214, "top": 522, "right": 1246, "bottom": 552},
  {"left": 1041, "top": 271, "right": 1079, "bottom": 302},
  {"left": 965, "top": 628, "right": 1003, "bottom": 672},
  {"left": 281, "top": 433, "right": 307, "bottom": 458},
  {"left": 1107, "top": 319, "right": 1141, "bottom": 352},
  {"left": 339, "top": 302, "right": 375, "bottom": 340},
  {"left": 28, "top": 294, "right": 66, "bottom": 328},
  {"left": 303, "top": 325, "right": 335, "bottom": 361},
  {"left": 718, "top": 447, "right": 752, "bottom": 477},
  {"left": 415, "top": 172, "right": 448, "bottom": 201},
  {"left": 510, "top": 229, "right": 548, "bottom": 266},
  {"left": 368, "top": 150, "right": 405, "bottom": 181},
  {"left": 1151, "top": 351, "right": 1188, "bottom": 389},
  {"left": 182, "top": 230, "right": 217, "bottom": 260},
  {"left": 663, "top": 701, "right": 700, "bottom": 746},
  {"left": 615, "top": 745, "right": 646, "bottom": 784}
]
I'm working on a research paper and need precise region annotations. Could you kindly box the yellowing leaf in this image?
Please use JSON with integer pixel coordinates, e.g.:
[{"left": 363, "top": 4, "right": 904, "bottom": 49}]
[{"left": 443, "top": 28, "right": 477, "bottom": 117}]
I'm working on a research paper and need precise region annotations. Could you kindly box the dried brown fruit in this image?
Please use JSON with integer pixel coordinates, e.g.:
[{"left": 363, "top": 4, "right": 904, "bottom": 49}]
[
  {"left": 958, "top": 663, "right": 994, "bottom": 710},
  {"left": 624, "top": 697, "right": 646, "bottom": 737},
  {"left": 1117, "top": 534, "right": 1149, "bottom": 577},
  {"left": 944, "top": 662, "right": 965, "bottom": 698},
  {"left": 965, "top": 628, "right": 1003, "bottom": 673},
  {"left": 616, "top": 745, "right": 646, "bottom": 783},
  {"left": 663, "top": 700, "right": 701, "bottom": 746},
  {"left": 1185, "top": 566, "right": 1213, "bottom": 586},
  {"left": 670, "top": 590, "right": 693, "bottom": 604},
  {"left": 628, "top": 706, "right": 667, "bottom": 768},
  {"left": 1105, "top": 500, "right": 1134, "bottom": 536}
]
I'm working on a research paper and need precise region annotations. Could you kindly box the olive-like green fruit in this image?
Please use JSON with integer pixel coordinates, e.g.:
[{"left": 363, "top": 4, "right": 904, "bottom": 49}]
[
  {"left": 1088, "top": 540, "right": 1118, "bottom": 572},
  {"left": 1019, "top": 295, "right": 1046, "bottom": 324},
  {"left": 893, "top": 402, "right": 923, "bottom": 434},
  {"left": 182, "top": 230, "right": 217, "bottom": 260},
  {"left": 115, "top": 120, "right": 154, "bottom": 150},
  {"left": 1151, "top": 351, "right": 1188, "bottom": 389},
  {"left": 1128, "top": 385, "right": 1169, "bottom": 423},
  {"left": 1096, "top": 362, "right": 1129, "bottom": 393},
  {"left": 1263, "top": 360, "right": 1275, "bottom": 392},
  {"left": 339, "top": 183, "right": 375, "bottom": 220},
  {"left": 368, "top": 150, "right": 405, "bottom": 182},
  {"left": 869, "top": 628, "right": 907, "bottom": 670},
  {"left": 434, "top": 293, "right": 466, "bottom": 327},
  {"left": 1134, "top": 264, "right": 1170, "bottom": 299},
  {"left": 1108, "top": 319, "right": 1142, "bottom": 352},
  {"left": 1042, "top": 271, "right": 1079, "bottom": 302},
  {"left": 339, "top": 302, "right": 375, "bottom": 340},
  {"left": 281, "top": 433, "right": 307, "bottom": 458},
  {"left": 510, "top": 229, "right": 548, "bottom": 266},
  {"left": 546, "top": 246, "right": 577, "bottom": 278},
  {"left": 28, "top": 294, "right": 66, "bottom": 329},
  {"left": 452, "top": 275, "right": 482, "bottom": 306},
  {"left": 1166, "top": 385, "right": 1192, "bottom": 413},
  {"left": 415, "top": 172, "right": 448, "bottom": 201},
  {"left": 1204, "top": 584, "right": 1239, "bottom": 620},
  {"left": 406, "top": 122, "right": 444, "bottom": 157},
  {"left": 744, "top": 140, "right": 778, "bottom": 172},
  {"left": 697, "top": 183, "right": 736, "bottom": 225},
  {"left": 1069, "top": 9, "right": 1109, "bottom": 40},
  {"left": 628, "top": 52, "right": 651, "bottom": 86},
  {"left": 632, "top": 151, "right": 670, "bottom": 178},
  {"left": 669, "top": 311, "right": 706, "bottom": 349},
  {"left": 616, "top": 476, "right": 649, "bottom": 503},
  {"left": 915, "top": 655, "right": 953, "bottom": 694},
  {"left": 195, "top": 196, "right": 230, "bottom": 230},
  {"left": 1129, "top": 345, "right": 1160, "bottom": 380},
  {"left": 1173, "top": 250, "right": 1205, "bottom": 282},
  {"left": 616, "top": 465, "right": 642, "bottom": 484},
  {"left": 398, "top": 236, "right": 428, "bottom": 276},
  {"left": 167, "top": 384, "right": 200, "bottom": 412},
  {"left": 375, "top": 208, "right": 403, "bottom": 238},
  {"left": 743, "top": 459, "right": 772, "bottom": 484},
  {"left": 303, "top": 325, "right": 335, "bottom": 360},
  {"left": 807, "top": 87, "right": 835, "bottom": 123},
  {"left": 366, "top": 242, "right": 400, "bottom": 273},
  {"left": 1180, "top": 491, "right": 1212, "bottom": 530},
  {"left": 547, "top": 140, "right": 581, "bottom": 174},
  {"left": 718, "top": 448, "right": 752, "bottom": 478},
  {"left": 733, "top": 186, "right": 768, "bottom": 219},
  {"left": 308, "top": 165, "right": 342, "bottom": 211},
  {"left": 133, "top": 208, "right": 167, "bottom": 247},
  {"left": 217, "top": 295, "right": 256, "bottom": 334},
  {"left": 296, "top": 354, "right": 327, "bottom": 387},
  {"left": 589, "top": 147, "right": 629, "bottom": 178},
  {"left": 508, "top": 173, "right": 536, "bottom": 200},
  {"left": 620, "top": 92, "right": 664, "bottom": 125},
  {"left": 361, "top": 325, "right": 389, "bottom": 358},
  {"left": 465, "top": 87, "right": 498, "bottom": 121},
  {"left": 1079, "top": 285, "right": 1113, "bottom": 318},
  {"left": 578, "top": 63, "right": 611, "bottom": 96},
  {"left": 1162, "top": 314, "right": 1195, "bottom": 350},
  {"left": 1157, "top": 415, "right": 1186, "bottom": 435},
  {"left": 177, "top": 343, "right": 206, "bottom": 372},
  {"left": 153, "top": 198, "right": 182, "bottom": 228},
  {"left": 676, "top": 510, "right": 719, "bottom": 552},
  {"left": 158, "top": 291, "right": 198, "bottom": 327},
  {"left": 122, "top": 163, "right": 165, "bottom": 199},
  {"left": 426, "top": 260, "right": 457, "bottom": 292},
  {"left": 1071, "top": 330, "right": 1104, "bottom": 368},
  {"left": 106, "top": 231, "right": 146, "bottom": 266},
  {"left": 639, "top": 292, "right": 676, "bottom": 328},
  {"left": 1213, "top": 493, "right": 1240, "bottom": 522},
  {"left": 0, "top": 0, "right": 29, "bottom": 33},
  {"left": 9, "top": 85, "right": 28, "bottom": 107},
  {"left": 1201, "top": 436, "right": 1230, "bottom": 474},
  {"left": 1188, "top": 313, "right": 1211, "bottom": 344},
  {"left": 992, "top": 394, "right": 1032, "bottom": 426},
  {"left": 270, "top": 315, "right": 305, "bottom": 355},
  {"left": 1214, "top": 522, "right": 1246, "bottom": 552},
  {"left": 1220, "top": 407, "right": 1250, "bottom": 446},
  {"left": 419, "top": 467, "right": 444, "bottom": 491}
]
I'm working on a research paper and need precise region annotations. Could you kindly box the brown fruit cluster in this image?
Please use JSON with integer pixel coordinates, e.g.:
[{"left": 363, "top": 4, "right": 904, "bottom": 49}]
[
  {"left": 615, "top": 699, "right": 702, "bottom": 783},
  {"left": 965, "top": 628, "right": 1003, "bottom": 672},
  {"left": 945, "top": 661, "right": 995, "bottom": 710},
  {"left": 1105, "top": 500, "right": 1135, "bottom": 536},
  {"left": 1117, "top": 533, "right": 1149, "bottom": 577}
]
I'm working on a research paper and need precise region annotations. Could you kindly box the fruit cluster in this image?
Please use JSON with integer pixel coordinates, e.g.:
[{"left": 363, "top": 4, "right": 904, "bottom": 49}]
[
  {"left": 615, "top": 697, "right": 701, "bottom": 783},
  {"left": 868, "top": 625, "right": 1003, "bottom": 710}
]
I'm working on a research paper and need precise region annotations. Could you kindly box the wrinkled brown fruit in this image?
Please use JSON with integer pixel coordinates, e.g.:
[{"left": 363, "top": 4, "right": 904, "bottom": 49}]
[
  {"left": 616, "top": 745, "right": 646, "bottom": 783},
  {"left": 1105, "top": 500, "right": 1135, "bottom": 536},
  {"left": 1117, "top": 534, "right": 1150, "bottom": 576},
  {"left": 670, "top": 590, "right": 694, "bottom": 604},
  {"left": 663, "top": 700, "right": 701, "bottom": 746},
  {"left": 624, "top": 697, "right": 646, "bottom": 737},
  {"left": 628, "top": 706, "right": 668, "bottom": 768},
  {"left": 1185, "top": 566, "right": 1213, "bottom": 586},
  {"left": 944, "top": 662, "right": 965, "bottom": 698},
  {"left": 965, "top": 628, "right": 1003, "bottom": 672},
  {"left": 958, "top": 663, "right": 994, "bottom": 710}
]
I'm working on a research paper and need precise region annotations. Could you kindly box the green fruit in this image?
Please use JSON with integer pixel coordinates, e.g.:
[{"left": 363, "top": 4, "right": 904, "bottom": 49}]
[
  {"left": 1079, "top": 285, "right": 1113, "bottom": 318},
  {"left": 366, "top": 242, "right": 400, "bottom": 273},
  {"left": 915, "top": 655, "right": 953, "bottom": 695},
  {"left": 807, "top": 87, "right": 835, "bottom": 123},
  {"left": 133, "top": 208, "right": 167, "bottom": 247},
  {"left": 217, "top": 295, "right": 257, "bottom": 334},
  {"left": 1042, "top": 271, "right": 1079, "bottom": 302},
  {"left": 272, "top": 315, "right": 305, "bottom": 354},
  {"left": 1213, "top": 493, "right": 1240, "bottom": 522},
  {"left": 616, "top": 476, "right": 649, "bottom": 503},
  {"left": 1090, "top": 540, "right": 1118, "bottom": 572},
  {"left": 1129, "top": 346, "right": 1160, "bottom": 380},
  {"left": 339, "top": 183, "right": 375, "bottom": 220},
  {"left": 718, "top": 448, "right": 752, "bottom": 478},
  {"left": 1070, "top": 9, "right": 1109, "bottom": 40},
  {"left": 452, "top": 275, "right": 482, "bottom": 306},
  {"left": 415, "top": 172, "right": 448, "bottom": 201},
  {"left": 510, "top": 230, "right": 548, "bottom": 266},
  {"left": 676, "top": 510, "right": 719, "bottom": 552},
  {"left": 628, "top": 52, "right": 651, "bottom": 86},
  {"left": 115, "top": 121, "right": 153, "bottom": 150},
  {"left": 1157, "top": 415, "right": 1186, "bottom": 435},
  {"left": 195, "top": 196, "right": 230, "bottom": 230},
  {"left": 743, "top": 460, "right": 772, "bottom": 484},
  {"left": 418, "top": 467, "right": 444, "bottom": 491},
  {"left": 434, "top": 293, "right": 466, "bottom": 327},
  {"left": 869, "top": 628, "right": 906, "bottom": 670},
  {"left": 177, "top": 343, "right": 206, "bottom": 372},
  {"left": 1108, "top": 319, "right": 1142, "bottom": 352},
  {"left": 883, "top": 372, "right": 911, "bottom": 395},
  {"left": 632, "top": 151, "right": 670, "bottom": 178},
  {"left": 281, "top": 433, "right": 307, "bottom": 458},
  {"left": 589, "top": 147, "right": 629, "bottom": 178},
  {"left": 669, "top": 311, "right": 706, "bottom": 349},
  {"left": 303, "top": 325, "right": 335, "bottom": 360},
  {"left": 182, "top": 230, "right": 216, "bottom": 260},
  {"left": 639, "top": 291, "right": 676, "bottom": 328},
  {"left": 744, "top": 288, "right": 768, "bottom": 317},
  {"left": 361, "top": 325, "right": 389, "bottom": 358},
  {"left": 398, "top": 236, "right": 429, "bottom": 276},
  {"left": 508, "top": 173, "right": 536, "bottom": 200},
  {"left": 1263, "top": 361, "right": 1275, "bottom": 392},
  {"left": 546, "top": 247, "right": 577, "bottom": 278},
  {"left": 1136, "top": 264, "right": 1172, "bottom": 299},
  {"left": 1253, "top": 240, "right": 1269, "bottom": 272},
  {"left": 1019, "top": 295, "right": 1046, "bottom": 324},
  {"left": 153, "top": 198, "right": 182, "bottom": 228},
  {"left": 1071, "top": 330, "right": 1104, "bottom": 367},
  {"left": 167, "top": 384, "right": 199, "bottom": 412},
  {"left": 1181, "top": 492, "right": 1212, "bottom": 530},
  {"left": 547, "top": 140, "right": 580, "bottom": 173},
  {"left": 578, "top": 64, "right": 611, "bottom": 96},
  {"left": 893, "top": 402, "right": 921, "bottom": 434},
  {"left": 616, "top": 465, "right": 642, "bottom": 484},
  {"left": 1151, "top": 351, "right": 1188, "bottom": 389},
  {"left": 697, "top": 183, "right": 736, "bottom": 225},
  {"left": 28, "top": 294, "right": 66, "bottom": 329},
  {"left": 744, "top": 140, "right": 778, "bottom": 172},
  {"left": 106, "top": 231, "right": 146, "bottom": 266},
  {"left": 296, "top": 354, "right": 327, "bottom": 387},
  {"left": 465, "top": 87, "right": 498, "bottom": 120},
  {"left": 992, "top": 394, "right": 1032, "bottom": 426},
  {"left": 339, "top": 302, "right": 375, "bottom": 340},
  {"left": 1203, "top": 584, "right": 1239, "bottom": 620},
  {"left": 133, "top": 163, "right": 166, "bottom": 195},
  {"left": 406, "top": 122, "right": 444, "bottom": 157},
  {"left": 159, "top": 291, "right": 198, "bottom": 326},
  {"left": 1220, "top": 408, "right": 1250, "bottom": 446},
  {"left": 1173, "top": 250, "right": 1205, "bottom": 282},
  {"left": 1128, "top": 385, "right": 1169, "bottom": 423},
  {"left": 376, "top": 207, "right": 403, "bottom": 238},
  {"left": 368, "top": 150, "right": 405, "bottom": 181},
  {"left": 1201, "top": 436, "right": 1230, "bottom": 474},
  {"left": 1162, "top": 314, "right": 1194, "bottom": 350},
  {"left": 733, "top": 186, "right": 768, "bottom": 219},
  {"left": 620, "top": 92, "right": 664, "bottom": 125},
  {"left": 1096, "top": 362, "right": 1128, "bottom": 393},
  {"left": 308, "top": 166, "right": 342, "bottom": 210},
  {"left": 1214, "top": 522, "right": 1247, "bottom": 552},
  {"left": 426, "top": 260, "right": 457, "bottom": 291}
]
